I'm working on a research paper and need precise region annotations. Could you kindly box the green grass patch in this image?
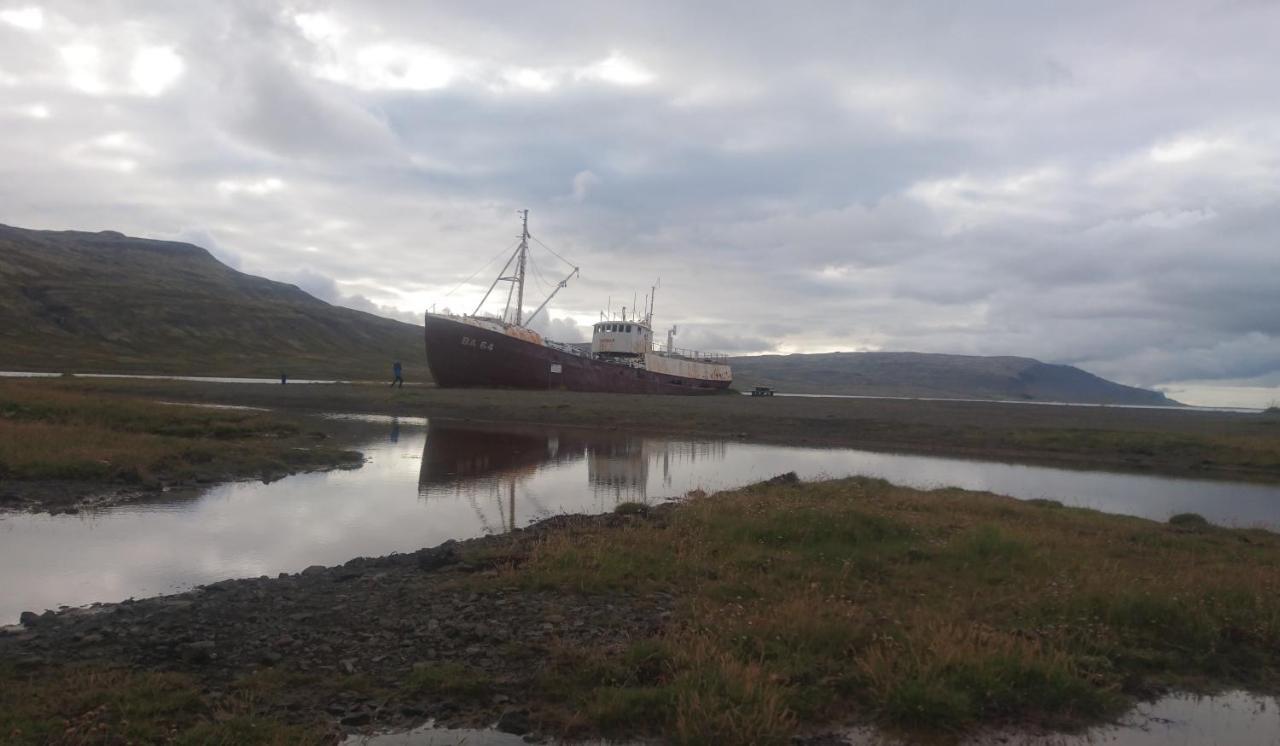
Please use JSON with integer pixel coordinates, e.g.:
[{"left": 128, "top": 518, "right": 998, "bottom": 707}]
[{"left": 495, "top": 476, "right": 1280, "bottom": 742}]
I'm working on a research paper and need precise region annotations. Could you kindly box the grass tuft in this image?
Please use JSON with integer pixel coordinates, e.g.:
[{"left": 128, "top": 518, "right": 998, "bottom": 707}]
[
  {"left": 405, "top": 662, "right": 493, "bottom": 699},
  {"left": 614, "top": 501, "right": 649, "bottom": 516}
]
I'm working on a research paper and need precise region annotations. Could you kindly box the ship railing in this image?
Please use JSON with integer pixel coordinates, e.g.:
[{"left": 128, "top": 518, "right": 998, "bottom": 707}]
[
  {"left": 656, "top": 347, "right": 729, "bottom": 364},
  {"left": 545, "top": 340, "right": 589, "bottom": 357}
]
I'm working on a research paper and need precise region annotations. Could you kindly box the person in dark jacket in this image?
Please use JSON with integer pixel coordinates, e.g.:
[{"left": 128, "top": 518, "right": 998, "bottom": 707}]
[{"left": 391, "top": 361, "right": 403, "bottom": 388}]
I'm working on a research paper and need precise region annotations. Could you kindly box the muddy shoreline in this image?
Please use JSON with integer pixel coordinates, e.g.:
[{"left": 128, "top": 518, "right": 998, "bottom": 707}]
[
  {"left": 0, "top": 458, "right": 366, "bottom": 515},
  {"left": 0, "top": 510, "right": 675, "bottom": 743}
]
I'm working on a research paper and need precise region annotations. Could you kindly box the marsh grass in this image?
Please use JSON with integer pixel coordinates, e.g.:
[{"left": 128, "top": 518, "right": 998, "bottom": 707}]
[
  {"left": 0, "top": 663, "right": 324, "bottom": 745},
  {"left": 493, "top": 476, "right": 1280, "bottom": 743},
  {"left": 0, "top": 380, "right": 359, "bottom": 483}
]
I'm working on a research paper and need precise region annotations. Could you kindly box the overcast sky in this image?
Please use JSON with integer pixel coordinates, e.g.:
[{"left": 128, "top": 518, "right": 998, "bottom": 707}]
[{"left": 2, "top": 2, "right": 1278, "bottom": 407}]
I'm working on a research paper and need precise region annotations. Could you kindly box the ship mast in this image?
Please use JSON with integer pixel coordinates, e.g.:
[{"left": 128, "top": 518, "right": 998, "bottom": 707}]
[
  {"left": 473, "top": 209, "right": 576, "bottom": 327},
  {"left": 513, "top": 209, "right": 529, "bottom": 326}
]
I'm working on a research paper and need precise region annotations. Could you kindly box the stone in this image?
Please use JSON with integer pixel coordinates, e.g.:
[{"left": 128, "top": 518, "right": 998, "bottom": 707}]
[
  {"left": 416, "top": 541, "right": 460, "bottom": 572},
  {"left": 19, "top": 611, "right": 40, "bottom": 627},
  {"left": 762, "top": 471, "right": 800, "bottom": 486},
  {"left": 340, "top": 711, "right": 371, "bottom": 727},
  {"left": 496, "top": 709, "right": 531, "bottom": 735},
  {"left": 301, "top": 565, "right": 327, "bottom": 577},
  {"left": 258, "top": 650, "right": 282, "bottom": 666},
  {"left": 181, "top": 640, "right": 216, "bottom": 664}
]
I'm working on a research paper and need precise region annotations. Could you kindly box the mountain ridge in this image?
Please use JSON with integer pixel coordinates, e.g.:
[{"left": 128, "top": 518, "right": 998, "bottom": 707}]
[
  {"left": 728, "top": 351, "right": 1178, "bottom": 406},
  {"left": 0, "top": 224, "right": 427, "bottom": 381}
]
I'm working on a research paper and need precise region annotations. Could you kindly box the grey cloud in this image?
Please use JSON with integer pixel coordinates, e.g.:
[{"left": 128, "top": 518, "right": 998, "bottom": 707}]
[
  {"left": 527, "top": 314, "right": 588, "bottom": 343},
  {"left": 274, "top": 268, "right": 420, "bottom": 324},
  {"left": 1, "top": 1, "right": 1278, "bottom": 404}
]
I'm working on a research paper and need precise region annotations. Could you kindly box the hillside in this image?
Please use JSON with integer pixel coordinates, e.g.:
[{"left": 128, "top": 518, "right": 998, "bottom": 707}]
[
  {"left": 0, "top": 225, "right": 426, "bottom": 381},
  {"left": 729, "top": 351, "right": 1178, "bottom": 406}
]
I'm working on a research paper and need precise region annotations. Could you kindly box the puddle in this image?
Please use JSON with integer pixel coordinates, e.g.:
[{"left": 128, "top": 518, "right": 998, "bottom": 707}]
[
  {"left": 964, "top": 691, "right": 1280, "bottom": 745},
  {"left": 343, "top": 721, "right": 621, "bottom": 745}
]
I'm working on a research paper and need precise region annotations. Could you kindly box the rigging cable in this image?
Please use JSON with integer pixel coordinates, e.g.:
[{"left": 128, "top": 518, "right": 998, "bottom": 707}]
[
  {"left": 525, "top": 249, "right": 553, "bottom": 293},
  {"left": 529, "top": 234, "right": 578, "bottom": 269},
  {"left": 441, "top": 239, "right": 521, "bottom": 299}
]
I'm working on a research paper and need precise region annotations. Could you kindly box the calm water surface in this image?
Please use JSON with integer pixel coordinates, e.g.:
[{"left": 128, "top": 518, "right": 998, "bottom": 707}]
[{"left": 2, "top": 417, "right": 1279, "bottom": 624}]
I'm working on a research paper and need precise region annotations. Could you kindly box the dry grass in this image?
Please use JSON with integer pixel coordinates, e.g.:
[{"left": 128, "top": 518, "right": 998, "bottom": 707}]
[
  {"left": 0, "top": 379, "right": 360, "bottom": 484},
  {"left": 493, "top": 477, "right": 1280, "bottom": 743}
]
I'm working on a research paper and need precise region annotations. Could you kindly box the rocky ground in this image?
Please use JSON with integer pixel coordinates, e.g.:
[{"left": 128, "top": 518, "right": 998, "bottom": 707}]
[
  {"left": 0, "top": 512, "right": 675, "bottom": 743},
  {"left": 0, "top": 479, "right": 165, "bottom": 514}
]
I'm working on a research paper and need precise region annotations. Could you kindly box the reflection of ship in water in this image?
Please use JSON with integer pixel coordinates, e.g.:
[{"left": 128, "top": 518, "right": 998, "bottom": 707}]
[
  {"left": 418, "top": 421, "right": 726, "bottom": 532},
  {"left": 587, "top": 438, "right": 727, "bottom": 502},
  {"left": 417, "top": 421, "right": 584, "bottom": 534}
]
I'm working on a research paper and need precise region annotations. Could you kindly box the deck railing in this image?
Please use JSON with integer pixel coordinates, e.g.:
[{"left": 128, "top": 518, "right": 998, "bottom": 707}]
[{"left": 657, "top": 347, "right": 729, "bottom": 364}]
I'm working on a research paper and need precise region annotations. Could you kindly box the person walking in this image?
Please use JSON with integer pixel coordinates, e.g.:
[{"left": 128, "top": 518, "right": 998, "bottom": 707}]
[{"left": 391, "top": 361, "right": 403, "bottom": 388}]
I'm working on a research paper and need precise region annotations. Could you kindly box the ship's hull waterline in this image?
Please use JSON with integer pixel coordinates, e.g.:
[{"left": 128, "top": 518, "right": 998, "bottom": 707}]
[{"left": 424, "top": 314, "right": 732, "bottom": 395}]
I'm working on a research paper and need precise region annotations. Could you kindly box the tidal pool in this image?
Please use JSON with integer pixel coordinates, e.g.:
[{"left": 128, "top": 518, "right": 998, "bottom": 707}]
[{"left": 2, "top": 417, "right": 1279, "bottom": 624}]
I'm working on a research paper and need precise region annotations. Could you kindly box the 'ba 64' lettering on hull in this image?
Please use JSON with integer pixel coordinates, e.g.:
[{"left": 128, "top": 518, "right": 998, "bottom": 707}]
[{"left": 460, "top": 336, "right": 494, "bottom": 351}]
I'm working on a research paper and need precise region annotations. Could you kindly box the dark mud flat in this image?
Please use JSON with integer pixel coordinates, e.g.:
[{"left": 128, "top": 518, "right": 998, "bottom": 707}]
[
  {"left": 0, "top": 512, "right": 673, "bottom": 743},
  {"left": 54, "top": 378, "right": 1280, "bottom": 482},
  {"left": 0, "top": 459, "right": 364, "bottom": 515},
  {"left": 0, "top": 479, "right": 164, "bottom": 515},
  {"left": 0, "top": 454, "right": 365, "bottom": 515}
]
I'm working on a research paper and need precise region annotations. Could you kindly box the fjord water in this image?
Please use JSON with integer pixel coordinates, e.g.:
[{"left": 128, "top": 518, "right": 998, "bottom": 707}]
[{"left": 3, "top": 417, "right": 1280, "bottom": 623}]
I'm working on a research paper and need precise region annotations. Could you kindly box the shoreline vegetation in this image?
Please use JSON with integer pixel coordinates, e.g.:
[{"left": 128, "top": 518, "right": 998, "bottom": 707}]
[
  {"left": 3, "top": 476, "right": 1279, "bottom": 744},
  {"left": 0, "top": 379, "right": 363, "bottom": 513},
  {"left": 15, "top": 377, "right": 1280, "bottom": 486}
]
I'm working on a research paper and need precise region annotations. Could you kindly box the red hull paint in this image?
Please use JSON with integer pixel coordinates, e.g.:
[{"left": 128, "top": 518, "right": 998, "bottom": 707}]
[{"left": 424, "top": 315, "right": 731, "bottom": 395}]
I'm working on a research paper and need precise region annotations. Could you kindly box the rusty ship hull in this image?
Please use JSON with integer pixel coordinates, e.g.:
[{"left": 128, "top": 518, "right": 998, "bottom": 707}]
[{"left": 424, "top": 314, "right": 731, "bottom": 395}]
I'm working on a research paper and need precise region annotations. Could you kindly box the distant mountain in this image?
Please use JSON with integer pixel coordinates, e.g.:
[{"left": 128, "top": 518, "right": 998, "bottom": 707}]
[
  {"left": 0, "top": 224, "right": 426, "bottom": 381},
  {"left": 729, "top": 351, "right": 1179, "bottom": 406}
]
